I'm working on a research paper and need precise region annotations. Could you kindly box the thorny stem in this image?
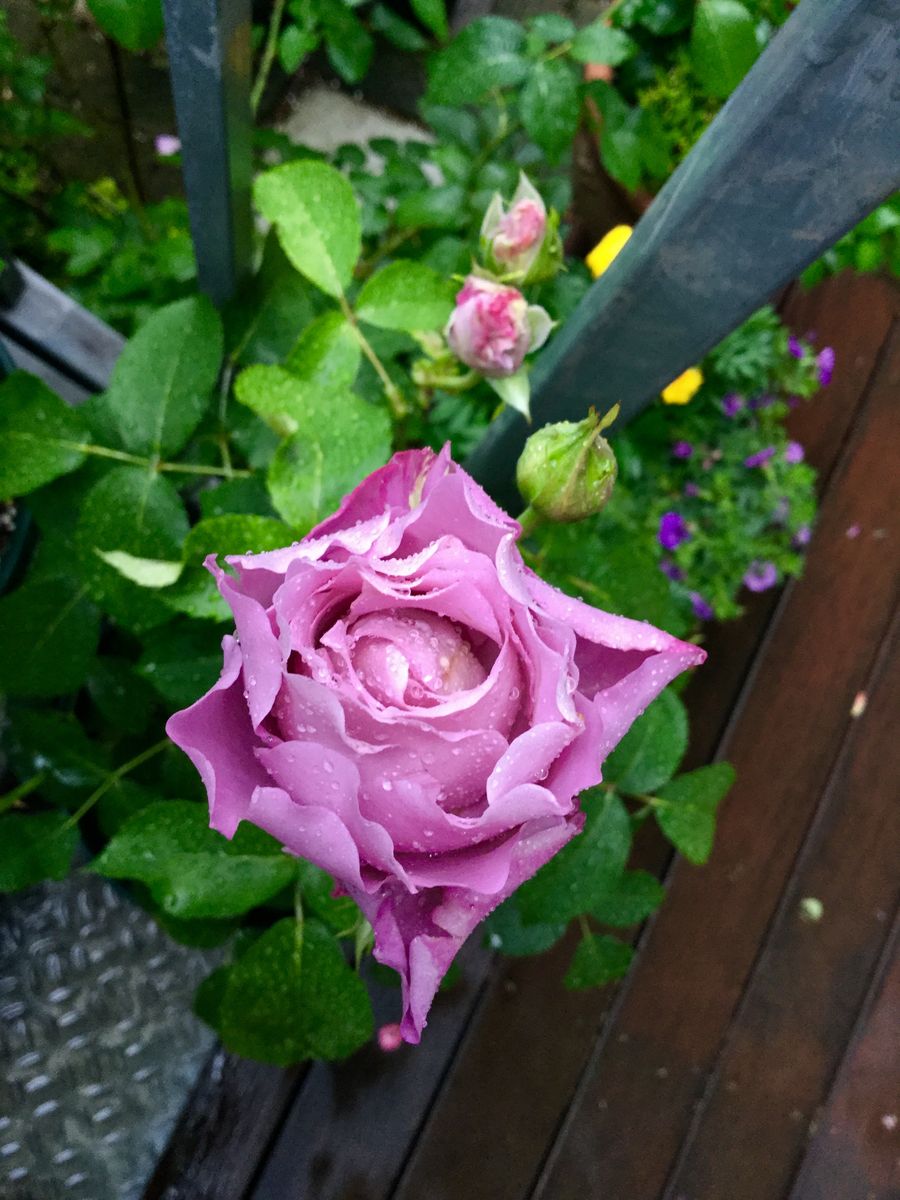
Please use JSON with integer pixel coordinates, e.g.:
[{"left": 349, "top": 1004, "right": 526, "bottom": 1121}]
[
  {"left": 61, "top": 739, "right": 170, "bottom": 833},
  {"left": 338, "top": 294, "right": 408, "bottom": 419},
  {"left": 0, "top": 773, "right": 48, "bottom": 815},
  {"left": 516, "top": 506, "right": 543, "bottom": 538},
  {"left": 251, "top": 0, "right": 288, "bottom": 115}
]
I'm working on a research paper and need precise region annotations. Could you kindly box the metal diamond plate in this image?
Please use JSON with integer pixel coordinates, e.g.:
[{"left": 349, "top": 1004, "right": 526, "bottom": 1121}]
[{"left": 0, "top": 874, "right": 218, "bottom": 1200}]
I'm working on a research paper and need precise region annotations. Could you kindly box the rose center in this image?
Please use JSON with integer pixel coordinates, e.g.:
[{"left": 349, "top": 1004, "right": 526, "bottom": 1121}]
[{"left": 348, "top": 609, "right": 487, "bottom": 707}]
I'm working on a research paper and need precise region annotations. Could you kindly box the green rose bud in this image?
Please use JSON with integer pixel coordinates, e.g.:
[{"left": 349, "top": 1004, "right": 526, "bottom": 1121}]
[{"left": 516, "top": 405, "right": 619, "bottom": 525}]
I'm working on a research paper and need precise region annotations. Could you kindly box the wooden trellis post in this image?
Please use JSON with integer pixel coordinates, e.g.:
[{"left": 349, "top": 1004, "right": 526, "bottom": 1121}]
[{"left": 162, "top": 0, "right": 253, "bottom": 307}]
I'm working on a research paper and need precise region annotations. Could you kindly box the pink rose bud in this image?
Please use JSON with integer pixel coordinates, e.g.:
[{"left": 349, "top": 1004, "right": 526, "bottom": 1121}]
[
  {"left": 445, "top": 276, "right": 552, "bottom": 379},
  {"left": 377, "top": 1023, "right": 404, "bottom": 1052},
  {"left": 480, "top": 174, "right": 559, "bottom": 282},
  {"left": 167, "top": 447, "right": 705, "bottom": 1044}
]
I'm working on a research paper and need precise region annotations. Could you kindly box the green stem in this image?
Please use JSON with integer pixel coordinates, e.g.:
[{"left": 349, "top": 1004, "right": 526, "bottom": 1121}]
[
  {"left": 578, "top": 914, "right": 594, "bottom": 941},
  {"left": 517, "top": 505, "right": 543, "bottom": 538},
  {"left": 0, "top": 772, "right": 47, "bottom": 815},
  {"left": 69, "top": 442, "right": 251, "bottom": 478},
  {"left": 338, "top": 294, "right": 408, "bottom": 419},
  {"left": 251, "top": 0, "right": 288, "bottom": 115},
  {"left": 62, "top": 739, "right": 169, "bottom": 832},
  {"left": 293, "top": 880, "right": 305, "bottom": 972},
  {"left": 356, "top": 227, "right": 420, "bottom": 280}
]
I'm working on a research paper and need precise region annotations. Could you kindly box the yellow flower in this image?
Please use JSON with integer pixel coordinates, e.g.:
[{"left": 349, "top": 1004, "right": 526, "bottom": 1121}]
[
  {"left": 661, "top": 367, "right": 704, "bottom": 405},
  {"left": 585, "top": 225, "right": 633, "bottom": 279}
]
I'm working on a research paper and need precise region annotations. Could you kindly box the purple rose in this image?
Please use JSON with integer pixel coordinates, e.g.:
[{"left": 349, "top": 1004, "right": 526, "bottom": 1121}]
[
  {"left": 446, "top": 276, "right": 551, "bottom": 378},
  {"left": 817, "top": 346, "right": 835, "bottom": 386},
  {"left": 744, "top": 560, "right": 778, "bottom": 592},
  {"left": 672, "top": 440, "right": 693, "bottom": 460},
  {"left": 166, "top": 448, "right": 703, "bottom": 1042},
  {"left": 658, "top": 511, "right": 690, "bottom": 551},
  {"left": 744, "top": 446, "right": 776, "bottom": 469},
  {"left": 784, "top": 440, "right": 804, "bottom": 464}
]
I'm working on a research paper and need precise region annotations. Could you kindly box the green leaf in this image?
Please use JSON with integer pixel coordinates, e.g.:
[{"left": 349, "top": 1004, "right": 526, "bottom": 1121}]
[
  {"left": 278, "top": 22, "right": 318, "bottom": 73},
  {"left": 254, "top": 161, "right": 362, "bottom": 297},
  {"left": 87, "top": 657, "right": 158, "bottom": 736},
  {"left": 520, "top": 59, "right": 581, "bottom": 158},
  {"left": 199, "top": 475, "right": 275, "bottom": 520},
  {"left": 564, "top": 933, "right": 633, "bottom": 989},
  {"left": 516, "top": 790, "right": 632, "bottom": 925},
  {"left": 137, "top": 620, "right": 224, "bottom": 709},
  {"left": 484, "top": 896, "right": 566, "bottom": 956},
  {"left": 95, "top": 550, "right": 183, "bottom": 588},
  {"left": 0, "top": 578, "right": 99, "bottom": 698},
  {"left": 225, "top": 234, "right": 317, "bottom": 367},
  {"left": 0, "top": 372, "right": 88, "bottom": 497},
  {"left": 4, "top": 709, "right": 108, "bottom": 804},
  {"left": 295, "top": 860, "right": 361, "bottom": 935},
  {"left": 393, "top": 185, "right": 467, "bottom": 231},
  {"left": 182, "top": 514, "right": 293, "bottom": 562},
  {"left": 75, "top": 467, "right": 189, "bottom": 632},
  {"left": 267, "top": 400, "right": 390, "bottom": 531},
  {"left": 370, "top": 4, "right": 429, "bottom": 51},
  {"left": 0, "top": 812, "right": 79, "bottom": 892},
  {"left": 194, "top": 964, "right": 233, "bottom": 1027},
  {"left": 527, "top": 14, "right": 577, "bottom": 44},
  {"left": 92, "top": 800, "right": 297, "bottom": 919},
  {"left": 569, "top": 22, "right": 636, "bottom": 65},
  {"left": 285, "top": 311, "right": 361, "bottom": 390},
  {"left": 603, "top": 688, "right": 688, "bottom": 794},
  {"left": 655, "top": 762, "right": 735, "bottom": 864},
  {"left": 425, "top": 17, "right": 527, "bottom": 105},
  {"left": 236, "top": 364, "right": 330, "bottom": 437},
  {"left": 690, "top": 0, "right": 760, "bottom": 99},
  {"left": 219, "top": 918, "right": 374, "bottom": 1064},
  {"left": 318, "top": 2, "right": 374, "bottom": 83},
  {"left": 105, "top": 296, "right": 223, "bottom": 458},
  {"left": 591, "top": 870, "right": 665, "bottom": 926},
  {"left": 355, "top": 261, "right": 455, "bottom": 332},
  {"left": 411, "top": 0, "right": 448, "bottom": 40},
  {"left": 87, "top": 0, "right": 163, "bottom": 50}
]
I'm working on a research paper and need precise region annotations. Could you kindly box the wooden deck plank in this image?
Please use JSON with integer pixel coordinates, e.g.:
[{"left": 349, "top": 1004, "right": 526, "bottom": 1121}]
[
  {"left": 789, "top": 923, "right": 900, "bottom": 1200},
  {"left": 660, "top": 612, "right": 900, "bottom": 1200},
  {"left": 140, "top": 1053, "right": 302, "bottom": 1200},
  {"left": 531, "top": 315, "right": 900, "bottom": 1200},
  {"left": 249, "top": 942, "right": 492, "bottom": 1200}
]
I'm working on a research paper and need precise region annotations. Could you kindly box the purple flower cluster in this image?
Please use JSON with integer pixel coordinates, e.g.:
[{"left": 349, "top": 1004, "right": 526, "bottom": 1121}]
[
  {"left": 817, "top": 347, "right": 835, "bottom": 386},
  {"left": 743, "top": 446, "right": 776, "bottom": 469},
  {"left": 722, "top": 394, "right": 743, "bottom": 418},
  {"left": 672, "top": 440, "right": 693, "bottom": 460},
  {"left": 743, "top": 561, "right": 778, "bottom": 592},
  {"left": 784, "top": 440, "right": 804, "bottom": 464},
  {"left": 658, "top": 511, "right": 690, "bottom": 551}
]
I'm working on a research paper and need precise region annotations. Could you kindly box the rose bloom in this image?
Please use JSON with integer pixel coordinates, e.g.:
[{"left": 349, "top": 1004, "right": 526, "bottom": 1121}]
[
  {"left": 445, "top": 276, "right": 551, "bottom": 378},
  {"left": 167, "top": 448, "right": 704, "bottom": 1041}
]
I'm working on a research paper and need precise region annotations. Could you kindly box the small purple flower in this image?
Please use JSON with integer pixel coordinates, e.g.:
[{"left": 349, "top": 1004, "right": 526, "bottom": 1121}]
[
  {"left": 792, "top": 525, "right": 811, "bottom": 548},
  {"left": 658, "top": 511, "right": 690, "bottom": 551},
  {"left": 744, "top": 446, "right": 776, "bottom": 469},
  {"left": 672, "top": 440, "right": 693, "bottom": 460},
  {"left": 689, "top": 592, "right": 714, "bottom": 621},
  {"left": 772, "top": 496, "right": 791, "bottom": 524},
  {"left": 155, "top": 134, "right": 181, "bottom": 157},
  {"left": 722, "top": 393, "right": 743, "bottom": 418},
  {"left": 684, "top": 482, "right": 700, "bottom": 498},
  {"left": 817, "top": 346, "right": 835, "bottom": 386},
  {"left": 788, "top": 335, "right": 804, "bottom": 359},
  {"left": 846, "top": 523, "right": 861, "bottom": 540},
  {"left": 660, "top": 559, "right": 685, "bottom": 582},
  {"left": 744, "top": 561, "right": 778, "bottom": 593},
  {"left": 784, "top": 440, "right": 805, "bottom": 464}
]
